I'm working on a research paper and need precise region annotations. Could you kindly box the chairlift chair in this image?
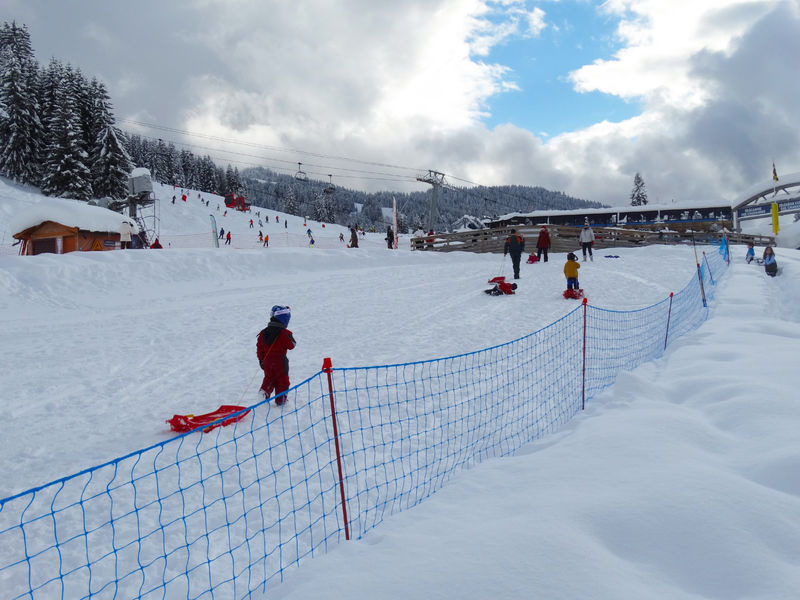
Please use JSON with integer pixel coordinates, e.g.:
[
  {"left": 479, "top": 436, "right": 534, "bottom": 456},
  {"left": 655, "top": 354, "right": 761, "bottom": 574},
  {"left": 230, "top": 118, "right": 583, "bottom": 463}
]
[
  {"left": 323, "top": 174, "right": 336, "bottom": 194},
  {"left": 294, "top": 162, "right": 308, "bottom": 182}
]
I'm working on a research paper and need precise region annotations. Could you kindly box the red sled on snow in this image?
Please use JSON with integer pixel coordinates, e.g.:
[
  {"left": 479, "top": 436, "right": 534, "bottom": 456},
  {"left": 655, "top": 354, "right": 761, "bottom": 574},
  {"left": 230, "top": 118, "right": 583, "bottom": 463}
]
[
  {"left": 563, "top": 288, "right": 585, "bottom": 300},
  {"left": 526, "top": 254, "right": 539, "bottom": 264},
  {"left": 167, "top": 405, "right": 250, "bottom": 434}
]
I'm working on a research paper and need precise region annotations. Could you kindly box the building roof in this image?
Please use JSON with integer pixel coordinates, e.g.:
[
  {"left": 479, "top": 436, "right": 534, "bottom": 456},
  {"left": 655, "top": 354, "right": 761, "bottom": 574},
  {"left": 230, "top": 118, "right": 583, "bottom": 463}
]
[
  {"left": 492, "top": 198, "right": 731, "bottom": 224},
  {"left": 11, "top": 197, "right": 139, "bottom": 236}
]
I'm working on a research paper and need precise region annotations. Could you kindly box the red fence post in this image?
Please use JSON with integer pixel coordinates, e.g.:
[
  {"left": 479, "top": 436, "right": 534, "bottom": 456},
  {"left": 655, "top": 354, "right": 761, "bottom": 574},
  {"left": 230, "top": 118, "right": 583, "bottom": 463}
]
[
  {"left": 664, "top": 292, "right": 674, "bottom": 351},
  {"left": 582, "top": 297, "right": 588, "bottom": 410},
  {"left": 322, "top": 357, "right": 350, "bottom": 541}
]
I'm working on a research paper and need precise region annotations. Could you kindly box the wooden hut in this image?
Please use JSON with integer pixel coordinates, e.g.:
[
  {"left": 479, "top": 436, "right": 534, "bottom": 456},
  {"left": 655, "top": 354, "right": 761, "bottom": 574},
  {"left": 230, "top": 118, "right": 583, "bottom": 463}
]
[{"left": 11, "top": 198, "right": 138, "bottom": 256}]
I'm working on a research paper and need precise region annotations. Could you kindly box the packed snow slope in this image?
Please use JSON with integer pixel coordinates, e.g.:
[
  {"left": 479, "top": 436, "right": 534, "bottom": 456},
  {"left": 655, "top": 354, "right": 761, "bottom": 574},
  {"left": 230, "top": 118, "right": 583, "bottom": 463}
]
[{"left": 1, "top": 177, "right": 799, "bottom": 599}]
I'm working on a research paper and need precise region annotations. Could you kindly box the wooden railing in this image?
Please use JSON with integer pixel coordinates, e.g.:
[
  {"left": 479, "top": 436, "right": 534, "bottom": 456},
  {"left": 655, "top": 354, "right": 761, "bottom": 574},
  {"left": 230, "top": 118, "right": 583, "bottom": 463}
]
[{"left": 410, "top": 225, "right": 774, "bottom": 253}]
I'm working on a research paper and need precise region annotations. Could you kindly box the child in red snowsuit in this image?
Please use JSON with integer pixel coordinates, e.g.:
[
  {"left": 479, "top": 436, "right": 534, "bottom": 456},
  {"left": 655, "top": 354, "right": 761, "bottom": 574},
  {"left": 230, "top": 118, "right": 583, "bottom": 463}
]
[
  {"left": 485, "top": 276, "right": 517, "bottom": 295},
  {"left": 257, "top": 306, "right": 296, "bottom": 405}
]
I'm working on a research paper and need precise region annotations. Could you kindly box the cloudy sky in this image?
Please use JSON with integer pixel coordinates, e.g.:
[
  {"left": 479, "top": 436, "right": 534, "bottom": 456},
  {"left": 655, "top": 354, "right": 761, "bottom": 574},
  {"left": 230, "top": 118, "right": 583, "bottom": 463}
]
[{"left": 4, "top": 0, "right": 799, "bottom": 206}]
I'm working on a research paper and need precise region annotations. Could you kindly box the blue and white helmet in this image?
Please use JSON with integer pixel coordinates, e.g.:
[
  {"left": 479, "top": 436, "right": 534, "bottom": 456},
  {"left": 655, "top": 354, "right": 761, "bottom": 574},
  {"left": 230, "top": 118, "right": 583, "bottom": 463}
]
[{"left": 270, "top": 305, "right": 291, "bottom": 327}]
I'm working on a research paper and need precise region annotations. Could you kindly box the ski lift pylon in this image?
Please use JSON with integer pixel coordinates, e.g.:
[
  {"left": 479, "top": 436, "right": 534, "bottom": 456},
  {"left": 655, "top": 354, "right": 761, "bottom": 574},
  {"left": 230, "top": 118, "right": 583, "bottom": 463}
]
[{"left": 294, "top": 162, "right": 308, "bottom": 182}]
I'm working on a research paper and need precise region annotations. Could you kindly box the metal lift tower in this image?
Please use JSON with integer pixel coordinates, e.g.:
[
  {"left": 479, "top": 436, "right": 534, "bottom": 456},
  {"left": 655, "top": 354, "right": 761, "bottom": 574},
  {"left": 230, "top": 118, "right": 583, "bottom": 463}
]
[{"left": 416, "top": 170, "right": 446, "bottom": 232}]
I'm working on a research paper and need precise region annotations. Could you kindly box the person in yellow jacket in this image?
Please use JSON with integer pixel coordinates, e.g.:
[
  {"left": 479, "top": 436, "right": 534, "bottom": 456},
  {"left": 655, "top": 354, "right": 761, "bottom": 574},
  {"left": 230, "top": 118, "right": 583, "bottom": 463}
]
[{"left": 564, "top": 252, "right": 581, "bottom": 290}]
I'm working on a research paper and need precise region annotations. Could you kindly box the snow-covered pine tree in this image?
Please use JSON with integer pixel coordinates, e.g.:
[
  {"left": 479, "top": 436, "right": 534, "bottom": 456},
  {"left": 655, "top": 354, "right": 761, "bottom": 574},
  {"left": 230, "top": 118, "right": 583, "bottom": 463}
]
[
  {"left": 123, "top": 133, "right": 143, "bottom": 167},
  {"left": 225, "top": 164, "right": 245, "bottom": 195},
  {"left": 37, "top": 58, "right": 64, "bottom": 133},
  {"left": 283, "top": 189, "right": 298, "bottom": 215},
  {"left": 322, "top": 195, "right": 337, "bottom": 223},
  {"left": 164, "top": 143, "right": 184, "bottom": 187},
  {"left": 200, "top": 156, "right": 218, "bottom": 192},
  {"left": 89, "top": 78, "right": 132, "bottom": 199},
  {"left": 231, "top": 166, "right": 243, "bottom": 194},
  {"left": 222, "top": 164, "right": 235, "bottom": 197},
  {"left": 311, "top": 193, "right": 325, "bottom": 222},
  {"left": 0, "top": 21, "right": 43, "bottom": 185},
  {"left": 144, "top": 138, "right": 168, "bottom": 183},
  {"left": 179, "top": 148, "right": 196, "bottom": 188},
  {"left": 361, "top": 197, "right": 383, "bottom": 226},
  {"left": 71, "top": 68, "right": 94, "bottom": 157},
  {"left": 213, "top": 165, "right": 226, "bottom": 195},
  {"left": 86, "top": 78, "right": 111, "bottom": 143},
  {"left": 91, "top": 126, "right": 132, "bottom": 199},
  {"left": 396, "top": 211, "right": 409, "bottom": 234},
  {"left": 40, "top": 68, "right": 93, "bottom": 199},
  {"left": 630, "top": 172, "right": 648, "bottom": 206}
]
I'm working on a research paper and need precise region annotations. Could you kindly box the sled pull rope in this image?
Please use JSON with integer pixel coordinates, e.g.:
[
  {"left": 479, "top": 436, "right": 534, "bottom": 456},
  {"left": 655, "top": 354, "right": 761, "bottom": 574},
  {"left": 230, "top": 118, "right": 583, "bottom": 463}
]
[{"left": 237, "top": 368, "right": 261, "bottom": 406}]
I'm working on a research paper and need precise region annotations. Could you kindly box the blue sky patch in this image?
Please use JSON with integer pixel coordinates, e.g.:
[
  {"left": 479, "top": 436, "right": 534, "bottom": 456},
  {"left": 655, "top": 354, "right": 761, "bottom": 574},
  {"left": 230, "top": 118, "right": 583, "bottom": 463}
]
[{"left": 480, "top": 2, "right": 642, "bottom": 136}]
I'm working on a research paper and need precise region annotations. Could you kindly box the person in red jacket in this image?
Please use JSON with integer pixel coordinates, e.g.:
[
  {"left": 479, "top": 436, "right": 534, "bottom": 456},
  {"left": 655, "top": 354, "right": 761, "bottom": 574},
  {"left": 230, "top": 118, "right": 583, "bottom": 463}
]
[
  {"left": 536, "top": 226, "right": 551, "bottom": 262},
  {"left": 257, "top": 305, "right": 296, "bottom": 405}
]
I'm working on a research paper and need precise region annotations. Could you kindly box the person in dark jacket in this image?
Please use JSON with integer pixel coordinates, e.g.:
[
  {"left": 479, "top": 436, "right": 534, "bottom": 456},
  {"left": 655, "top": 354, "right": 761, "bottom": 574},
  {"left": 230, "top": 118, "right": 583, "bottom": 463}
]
[
  {"left": 349, "top": 227, "right": 359, "bottom": 248},
  {"left": 762, "top": 246, "right": 777, "bottom": 277},
  {"left": 386, "top": 226, "right": 395, "bottom": 249},
  {"left": 536, "top": 226, "right": 551, "bottom": 262},
  {"left": 257, "top": 305, "right": 296, "bottom": 405},
  {"left": 503, "top": 228, "right": 525, "bottom": 279}
]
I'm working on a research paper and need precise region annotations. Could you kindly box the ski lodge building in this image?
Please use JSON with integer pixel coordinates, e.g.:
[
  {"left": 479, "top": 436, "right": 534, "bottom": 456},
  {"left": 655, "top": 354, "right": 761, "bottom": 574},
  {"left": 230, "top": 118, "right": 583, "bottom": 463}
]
[
  {"left": 485, "top": 199, "right": 733, "bottom": 231},
  {"left": 11, "top": 198, "right": 138, "bottom": 256},
  {"left": 485, "top": 171, "right": 800, "bottom": 232}
]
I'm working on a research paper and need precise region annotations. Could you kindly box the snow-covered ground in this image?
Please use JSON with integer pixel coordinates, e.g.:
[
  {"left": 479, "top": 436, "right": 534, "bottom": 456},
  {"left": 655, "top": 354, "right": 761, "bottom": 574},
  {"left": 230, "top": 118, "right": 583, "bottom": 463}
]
[{"left": 1, "top": 177, "right": 799, "bottom": 598}]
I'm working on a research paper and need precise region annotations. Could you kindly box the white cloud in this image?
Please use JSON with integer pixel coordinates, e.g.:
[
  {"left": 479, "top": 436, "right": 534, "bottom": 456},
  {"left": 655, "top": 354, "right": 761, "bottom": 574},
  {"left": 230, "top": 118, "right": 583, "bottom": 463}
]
[
  {"left": 25, "top": 0, "right": 799, "bottom": 207},
  {"left": 569, "top": 0, "right": 775, "bottom": 106},
  {"left": 182, "top": 1, "right": 519, "bottom": 154},
  {"left": 172, "top": 0, "right": 800, "bottom": 205},
  {"left": 526, "top": 7, "right": 547, "bottom": 36}
]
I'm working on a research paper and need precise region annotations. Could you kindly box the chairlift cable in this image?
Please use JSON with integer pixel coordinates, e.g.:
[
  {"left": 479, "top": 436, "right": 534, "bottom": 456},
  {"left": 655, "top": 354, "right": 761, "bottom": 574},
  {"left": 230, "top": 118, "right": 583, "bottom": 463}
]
[{"left": 119, "top": 118, "right": 425, "bottom": 173}]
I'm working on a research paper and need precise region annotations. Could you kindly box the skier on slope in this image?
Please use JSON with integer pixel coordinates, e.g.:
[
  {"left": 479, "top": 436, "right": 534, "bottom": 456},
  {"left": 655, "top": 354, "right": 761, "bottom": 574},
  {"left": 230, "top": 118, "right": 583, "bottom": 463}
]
[{"left": 257, "top": 306, "right": 296, "bottom": 405}]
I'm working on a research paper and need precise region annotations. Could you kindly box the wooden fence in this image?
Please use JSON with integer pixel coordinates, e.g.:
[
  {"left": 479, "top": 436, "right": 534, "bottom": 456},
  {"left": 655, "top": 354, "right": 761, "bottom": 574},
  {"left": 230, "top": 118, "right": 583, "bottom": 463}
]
[{"left": 410, "top": 225, "right": 774, "bottom": 254}]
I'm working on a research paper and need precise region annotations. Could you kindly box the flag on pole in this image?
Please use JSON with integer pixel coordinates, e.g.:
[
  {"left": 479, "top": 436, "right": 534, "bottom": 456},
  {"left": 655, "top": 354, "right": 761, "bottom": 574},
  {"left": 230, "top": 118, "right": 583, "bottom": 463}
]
[{"left": 772, "top": 162, "right": 779, "bottom": 182}]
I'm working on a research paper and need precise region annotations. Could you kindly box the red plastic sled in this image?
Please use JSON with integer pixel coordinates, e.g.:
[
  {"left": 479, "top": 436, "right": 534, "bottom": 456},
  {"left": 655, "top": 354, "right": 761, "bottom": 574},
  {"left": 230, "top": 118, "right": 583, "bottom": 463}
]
[
  {"left": 526, "top": 254, "right": 539, "bottom": 264},
  {"left": 563, "top": 288, "right": 584, "bottom": 300},
  {"left": 167, "top": 405, "right": 250, "bottom": 434}
]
